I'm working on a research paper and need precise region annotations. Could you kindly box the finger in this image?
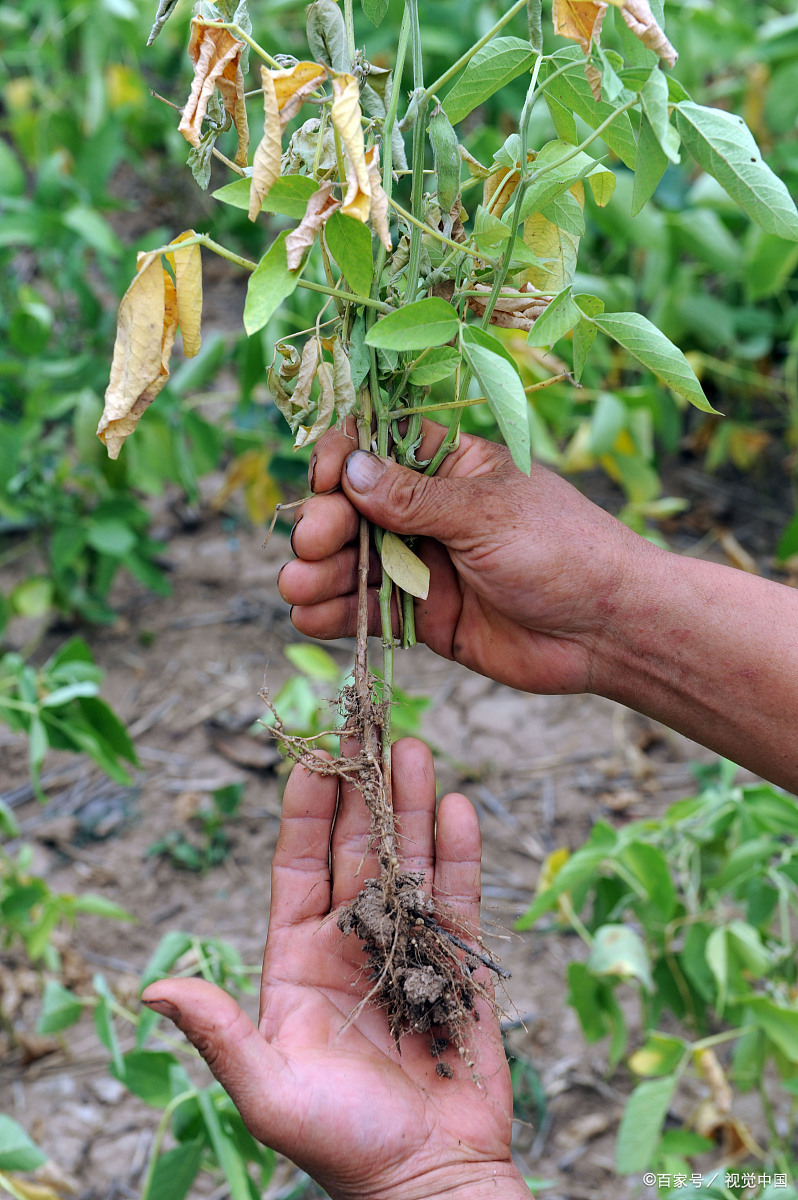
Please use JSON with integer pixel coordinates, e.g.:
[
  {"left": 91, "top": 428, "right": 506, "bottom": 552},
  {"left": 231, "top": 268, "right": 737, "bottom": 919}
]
[
  {"left": 141, "top": 979, "right": 285, "bottom": 1145},
  {"left": 331, "top": 735, "right": 380, "bottom": 908},
  {"left": 433, "top": 792, "right": 481, "bottom": 932},
  {"left": 391, "top": 738, "right": 436, "bottom": 883},
  {"left": 278, "top": 546, "right": 380, "bottom": 608},
  {"left": 290, "top": 588, "right": 398, "bottom": 642},
  {"left": 268, "top": 753, "right": 339, "bottom": 929},
  {"left": 290, "top": 492, "right": 359, "bottom": 562}
]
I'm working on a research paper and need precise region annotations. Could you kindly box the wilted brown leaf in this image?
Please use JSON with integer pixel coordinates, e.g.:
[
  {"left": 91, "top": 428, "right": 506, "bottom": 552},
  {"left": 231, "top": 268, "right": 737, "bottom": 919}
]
[
  {"left": 179, "top": 19, "right": 249, "bottom": 167},
  {"left": 467, "top": 282, "right": 550, "bottom": 330},
  {"left": 552, "top": 0, "right": 607, "bottom": 53},
  {"left": 98, "top": 252, "right": 178, "bottom": 459},
  {"left": 249, "top": 68, "right": 281, "bottom": 221},
  {"left": 168, "top": 231, "right": 202, "bottom": 357},
  {"left": 295, "top": 356, "right": 336, "bottom": 448},
  {"left": 332, "top": 338, "right": 357, "bottom": 420},
  {"left": 286, "top": 182, "right": 341, "bottom": 269},
  {"left": 607, "top": 0, "right": 678, "bottom": 66},
  {"left": 272, "top": 60, "right": 328, "bottom": 129},
  {"left": 212, "top": 448, "right": 282, "bottom": 525}
]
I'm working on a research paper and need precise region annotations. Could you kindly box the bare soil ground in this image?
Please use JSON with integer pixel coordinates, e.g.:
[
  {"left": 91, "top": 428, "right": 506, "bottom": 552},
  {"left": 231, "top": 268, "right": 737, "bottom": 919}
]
[{"left": 3, "top": 479, "right": 758, "bottom": 1200}]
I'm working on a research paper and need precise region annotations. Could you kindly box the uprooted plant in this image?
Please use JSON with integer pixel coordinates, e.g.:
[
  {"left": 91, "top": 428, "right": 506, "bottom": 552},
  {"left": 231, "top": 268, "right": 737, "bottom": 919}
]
[{"left": 97, "top": 0, "right": 798, "bottom": 1064}]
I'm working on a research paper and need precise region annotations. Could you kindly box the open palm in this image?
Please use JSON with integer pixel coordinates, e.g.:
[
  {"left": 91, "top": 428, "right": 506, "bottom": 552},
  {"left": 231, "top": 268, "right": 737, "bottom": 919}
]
[{"left": 142, "top": 739, "right": 526, "bottom": 1200}]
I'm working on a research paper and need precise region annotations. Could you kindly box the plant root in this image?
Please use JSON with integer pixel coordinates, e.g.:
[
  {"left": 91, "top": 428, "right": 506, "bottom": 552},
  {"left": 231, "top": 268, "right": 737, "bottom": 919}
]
[{"left": 261, "top": 683, "right": 509, "bottom": 1070}]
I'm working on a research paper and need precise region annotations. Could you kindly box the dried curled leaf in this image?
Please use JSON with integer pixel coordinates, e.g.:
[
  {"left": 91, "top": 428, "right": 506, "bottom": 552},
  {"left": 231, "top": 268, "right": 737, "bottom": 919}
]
[
  {"left": 552, "top": 0, "right": 607, "bottom": 54},
  {"left": 147, "top": 0, "right": 180, "bottom": 45},
  {"left": 286, "top": 183, "right": 341, "bottom": 269},
  {"left": 332, "top": 74, "right": 371, "bottom": 217},
  {"left": 272, "top": 61, "right": 329, "bottom": 130},
  {"left": 168, "top": 232, "right": 203, "bottom": 357},
  {"left": 295, "top": 355, "right": 336, "bottom": 449},
  {"left": 179, "top": 19, "right": 249, "bottom": 168},
  {"left": 332, "top": 338, "right": 357, "bottom": 421},
  {"left": 250, "top": 68, "right": 281, "bottom": 221},
  {"left": 98, "top": 253, "right": 178, "bottom": 459},
  {"left": 366, "top": 145, "right": 391, "bottom": 250},
  {"left": 467, "top": 283, "right": 549, "bottom": 331},
  {"left": 607, "top": 0, "right": 677, "bottom": 66}
]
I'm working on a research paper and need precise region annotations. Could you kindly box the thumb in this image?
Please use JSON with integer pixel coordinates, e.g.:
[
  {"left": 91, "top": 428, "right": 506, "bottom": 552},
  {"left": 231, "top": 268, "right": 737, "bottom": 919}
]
[
  {"left": 342, "top": 450, "right": 468, "bottom": 543},
  {"left": 141, "top": 979, "right": 283, "bottom": 1138}
]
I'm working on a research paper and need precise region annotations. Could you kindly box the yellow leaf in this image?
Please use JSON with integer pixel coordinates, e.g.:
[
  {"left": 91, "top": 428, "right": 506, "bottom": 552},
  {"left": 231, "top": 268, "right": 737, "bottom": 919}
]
[
  {"left": 271, "top": 61, "right": 328, "bottom": 129},
  {"left": 97, "top": 252, "right": 178, "bottom": 459},
  {"left": 285, "top": 183, "right": 341, "bottom": 269},
  {"left": 332, "top": 75, "right": 371, "bottom": 222},
  {"left": 0, "top": 1179, "right": 66, "bottom": 1200},
  {"left": 552, "top": 0, "right": 607, "bottom": 53},
  {"left": 605, "top": 0, "right": 678, "bottom": 66},
  {"left": 380, "top": 531, "right": 430, "bottom": 600},
  {"left": 179, "top": 19, "right": 249, "bottom": 167},
  {"left": 249, "top": 68, "right": 282, "bottom": 221},
  {"left": 212, "top": 449, "right": 282, "bottom": 525},
  {"left": 169, "top": 231, "right": 202, "bottom": 357},
  {"left": 483, "top": 165, "right": 520, "bottom": 218},
  {"left": 537, "top": 846, "right": 570, "bottom": 892},
  {"left": 521, "top": 181, "right": 584, "bottom": 292}
]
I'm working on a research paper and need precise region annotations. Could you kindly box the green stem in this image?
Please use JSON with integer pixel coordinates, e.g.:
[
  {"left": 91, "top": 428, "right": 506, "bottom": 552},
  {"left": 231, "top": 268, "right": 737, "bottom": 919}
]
[
  {"left": 343, "top": 0, "right": 356, "bottom": 67},
  {"left": 140, "top": 1090, "right": 197, "bottom": 1200},
  {"left": 213, "top": 22, "right": 283, "bottom": 70},
  {"left": 388, "top": 374, "right": 568, "bottom": 419},
  {"left": 422, "top": 0, "right": 530, "bottom": 103},
  {"left": 404, "top": 0, "right": 428, "bottom": 304}
]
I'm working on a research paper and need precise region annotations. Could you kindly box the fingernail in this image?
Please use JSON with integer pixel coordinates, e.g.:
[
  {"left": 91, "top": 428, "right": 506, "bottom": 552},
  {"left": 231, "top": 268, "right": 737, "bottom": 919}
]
[
  {"left": 308, "top": 453, "right": 318, "bottom": 491},
  {"left": 345, "top": 451, "right": 387, "bottom": 493},
  {"left": 289, "top": 512, "right": 303, "bottom": 554},
  {"left": 142, "top": 997, "right": 181, "bottom": 1022}
]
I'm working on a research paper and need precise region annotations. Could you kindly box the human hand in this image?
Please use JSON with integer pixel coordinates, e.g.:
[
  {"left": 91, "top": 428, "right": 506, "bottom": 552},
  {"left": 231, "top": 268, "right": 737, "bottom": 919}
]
[
  {"left": 278, "top": 421, "right": 650, "bottom": 696},
  {"left": 141, "top": 739, "right": 527, "bottom": 1200}
]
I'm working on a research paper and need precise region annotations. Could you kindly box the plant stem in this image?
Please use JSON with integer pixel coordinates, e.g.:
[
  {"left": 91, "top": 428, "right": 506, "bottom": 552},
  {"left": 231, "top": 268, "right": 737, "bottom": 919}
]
[
  {"left": 343, "top": 0, "right": 356, "bottom": 67},
  {"left": 213, "top": 21, "right": 283, "bottom": 70},
  {"left": 387, "top": 374, "right": 569, "bottom": 418},
  {"left": 140, "top": 1090, "right": 197, "bottom": 1200},
  {"left": 526, "top": 94, "right": 639, "bottom": 184},
  {"left": 404, "top": 0, "right": 428, "bottom": 305}
]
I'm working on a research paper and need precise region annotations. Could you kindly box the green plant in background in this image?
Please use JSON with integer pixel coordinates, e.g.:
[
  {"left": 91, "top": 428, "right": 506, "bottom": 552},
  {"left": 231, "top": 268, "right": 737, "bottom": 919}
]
[
  {"left": 147, "top": 780, "right": 246, "bottom": 871},
  {"left": 520, "top": 760, "right": 798, "bottom": 1182}
]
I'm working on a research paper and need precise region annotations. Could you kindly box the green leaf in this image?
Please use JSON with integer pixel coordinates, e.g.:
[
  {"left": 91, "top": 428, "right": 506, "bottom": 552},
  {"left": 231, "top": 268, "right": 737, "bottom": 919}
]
[
  {"left": 72, "top": 893, "right": 134, "bottom": 921},
  {"left": 516, "top": 822, "right": 617, "bottom": 928},
  {"left": 744, "top": 229, "right": 798, "bottom": 301},
  {"left": 407, "top": 347, "right": 460, "bottom": 385},
  {"left": 380, "top": 531, "right": 430, "bottom": 600},
  {"left": 0, "top": 1115, "right": 47, "bottom": 1173},
  {"left": 584, "top": 310, "right": 718, "bottom": 413},
  {"left": 325, "top": 212, "right": 374, "bottom": 298},
  {"left": 77, "top": 696, "right": 138, "bottom": 765},
  {"left": 93, "top": 975, "right": 124, "bottom": 1075},
  {"left": 10, "top": 576, "right": 53, "bottom": 617},
  {"left": 544, "top": 50, "right": 638, "bottom": 169},
  {"left": 213, "top": 175, "right": 319, "bottom": 220},
  {"left": 618, "top": 841, "right": 675, "bottom": 920},
  {"left": 572, "top": 294, "right": 603, "bottom": 381},
  {"left": 284, "top": 643, "right": 342, "bottom": 682},
  {"left": 745, "top": 997, "right": 798, "bottom": 1062},
  {"left": 244, "top": 231, "right": 307, "bottom": 337},
  {"left": 36, "top": 979, "right": 84, "bottom": 1034},
  {"left": 141, "top": 930, "right": 194, "bottom": 989},
  {"left": 676, "top": 103, "right": 798, "bottom": 241},
  {"left": 198, "top": 1088, "right": 253, "bottom": 1200},
  {"left": 361, "top": 0, "right": 389, "bottom": 25},
  {"left": 143, "top": 1138, "right": 204, "bottom": 1200},
  {"left": 616, "top": 1075, "right": 676, "bottom": 1173},
  {"left": 588, "top": 924, "right": 654, "bottom": 991},
  {"left": 443, "top": 37, "right": 537, "bottom": 125},
  {"left": 639, "top": 68, "right": 680, "bottom": 163},
  {"left": 111, "top": 1049, "right": 193, "bottom": 1107},
  {"left": 527, "top": 286, "right": 580, "bottom": 348},
  {"left": 632, "top": 114, "right": 668, "bottom": 215},
  {"left": 777, "top": 512, "right": 798, "bottom": 563},
  {"left": 0, "top": 798, "right": 19, "bottom": 838},
  {"left": 40, "top": 681, "right": 99, "bottom": 708},
  {"left": 514, "top": 141, "right": 599, "bottom": 224},
  {"left": 460, "top": 327, "right": 530, "bottom": 474},
  {"left": 539, "top": 189, "right": 585, "bottom": 237},
  {"left": 628, "top": 1033, "right": 686, "bottom": 1077},
  {"left": 365, "top": 298, "right": 460, "bottom": 351}
]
